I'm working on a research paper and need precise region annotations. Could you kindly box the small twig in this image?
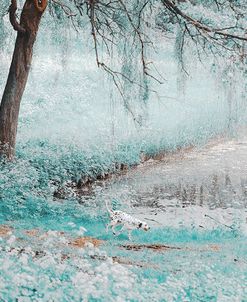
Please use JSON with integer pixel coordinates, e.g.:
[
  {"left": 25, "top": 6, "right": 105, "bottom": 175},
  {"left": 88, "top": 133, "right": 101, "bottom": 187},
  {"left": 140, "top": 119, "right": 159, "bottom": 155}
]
[
  {"left": 204, "top": 214, "right": 235, "bottom": 230},
  {"left": 50, "top": 0, "right": 76, "bottom": 17}
]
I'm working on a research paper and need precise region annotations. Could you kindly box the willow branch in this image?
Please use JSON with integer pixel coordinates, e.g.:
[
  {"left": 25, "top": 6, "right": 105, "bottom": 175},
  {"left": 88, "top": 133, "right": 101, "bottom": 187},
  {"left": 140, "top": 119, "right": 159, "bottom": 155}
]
[{"left": 161, "top": 0, "right": 247, "bottom": 42}]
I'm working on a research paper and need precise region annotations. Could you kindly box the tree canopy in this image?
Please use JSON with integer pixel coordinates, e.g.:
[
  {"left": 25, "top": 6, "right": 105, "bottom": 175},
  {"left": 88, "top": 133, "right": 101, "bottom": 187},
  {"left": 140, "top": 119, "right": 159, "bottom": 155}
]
[{"left": 0, "top": 0, "right": 246, "bottom": 158}]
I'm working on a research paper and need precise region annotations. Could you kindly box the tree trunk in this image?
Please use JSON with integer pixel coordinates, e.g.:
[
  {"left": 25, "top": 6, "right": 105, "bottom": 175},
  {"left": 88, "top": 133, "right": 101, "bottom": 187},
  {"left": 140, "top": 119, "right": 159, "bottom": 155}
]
[{"left": 0, "top": 0, "right": 47, "bottom": 159}]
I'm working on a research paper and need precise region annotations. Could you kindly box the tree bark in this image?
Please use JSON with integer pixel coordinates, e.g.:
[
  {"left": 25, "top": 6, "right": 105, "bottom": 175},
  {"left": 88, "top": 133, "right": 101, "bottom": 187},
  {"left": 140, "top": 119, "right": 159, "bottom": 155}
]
[{"left": 0, "top": 0, "right": 47, "bottom": 159}]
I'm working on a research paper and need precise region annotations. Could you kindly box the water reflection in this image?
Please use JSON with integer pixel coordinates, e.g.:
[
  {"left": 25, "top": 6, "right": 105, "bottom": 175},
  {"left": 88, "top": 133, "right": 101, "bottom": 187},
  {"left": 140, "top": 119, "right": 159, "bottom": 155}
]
[
  {"left": 100, "top": 135, "right": 247, "bottom": 212},
  {"left": 128, "top": 173, "right": 247, "bottom": 210}
]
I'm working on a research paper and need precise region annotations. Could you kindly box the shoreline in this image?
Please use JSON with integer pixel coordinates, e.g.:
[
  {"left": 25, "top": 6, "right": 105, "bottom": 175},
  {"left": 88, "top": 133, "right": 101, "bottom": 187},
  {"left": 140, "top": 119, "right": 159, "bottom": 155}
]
[{"left": 54, "top": 131, "right": 230, "bottom": 199}]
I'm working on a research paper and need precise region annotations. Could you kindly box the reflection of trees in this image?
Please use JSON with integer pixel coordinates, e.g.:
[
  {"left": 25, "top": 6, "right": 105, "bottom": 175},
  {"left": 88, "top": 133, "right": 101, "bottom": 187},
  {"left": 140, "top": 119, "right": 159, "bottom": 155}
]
[{"left": 132, "top": 173, "right": 247, "bottom": 209}]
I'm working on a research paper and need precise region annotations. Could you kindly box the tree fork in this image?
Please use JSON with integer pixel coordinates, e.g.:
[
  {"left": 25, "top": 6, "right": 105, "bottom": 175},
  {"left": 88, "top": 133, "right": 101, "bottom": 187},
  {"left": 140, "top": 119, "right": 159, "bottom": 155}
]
[{"left": 0, "top": 0, "right": 47, "bottom": 159}]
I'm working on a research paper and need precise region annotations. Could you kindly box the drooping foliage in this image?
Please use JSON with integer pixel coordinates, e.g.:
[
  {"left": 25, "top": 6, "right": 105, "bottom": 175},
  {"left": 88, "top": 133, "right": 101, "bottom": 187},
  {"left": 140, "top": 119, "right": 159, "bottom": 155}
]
[
  {"left": 0, "top": 0, "right": 246, "bottom": 204},
  {"left": 43, "top": 0, "right": 247, "bottom": 103}
]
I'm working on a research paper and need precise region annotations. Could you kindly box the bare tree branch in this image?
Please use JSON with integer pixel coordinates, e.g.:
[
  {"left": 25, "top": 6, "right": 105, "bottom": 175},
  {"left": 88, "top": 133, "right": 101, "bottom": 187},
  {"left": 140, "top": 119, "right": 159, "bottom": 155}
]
[
  {"left": 50, "top": 0, "right": 76, "bottom": 17},
  {"left": 161, "top": 0, "right": 247, "bottom": 42}
]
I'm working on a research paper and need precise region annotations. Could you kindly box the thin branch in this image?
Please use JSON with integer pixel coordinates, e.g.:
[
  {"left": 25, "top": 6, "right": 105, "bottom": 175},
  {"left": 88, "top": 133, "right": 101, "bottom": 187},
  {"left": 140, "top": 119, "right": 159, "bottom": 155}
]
[
  {"left": 50, "top": 0, "right": 76, "bottom": 17},
  {"left": 161, "top": 0, "right": 247, "bottom": 42}
]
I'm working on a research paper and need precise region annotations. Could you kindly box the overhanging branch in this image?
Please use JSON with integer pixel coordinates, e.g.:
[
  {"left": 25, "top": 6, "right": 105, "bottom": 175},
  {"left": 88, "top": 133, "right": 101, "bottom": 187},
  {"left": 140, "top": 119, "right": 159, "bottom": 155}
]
[{"left": 161, "top": 0, "right": 247, "bottom": 42}]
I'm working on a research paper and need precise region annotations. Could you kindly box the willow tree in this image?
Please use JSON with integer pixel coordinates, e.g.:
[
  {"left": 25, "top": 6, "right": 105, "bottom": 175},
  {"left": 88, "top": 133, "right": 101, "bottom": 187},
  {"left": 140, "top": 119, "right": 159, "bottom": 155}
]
[
  {"left": 0, "top": 0, "right": 47, "bottom": 159},
  {"left": 0, "top": 0, "right": 246, "bottom": 159}
]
